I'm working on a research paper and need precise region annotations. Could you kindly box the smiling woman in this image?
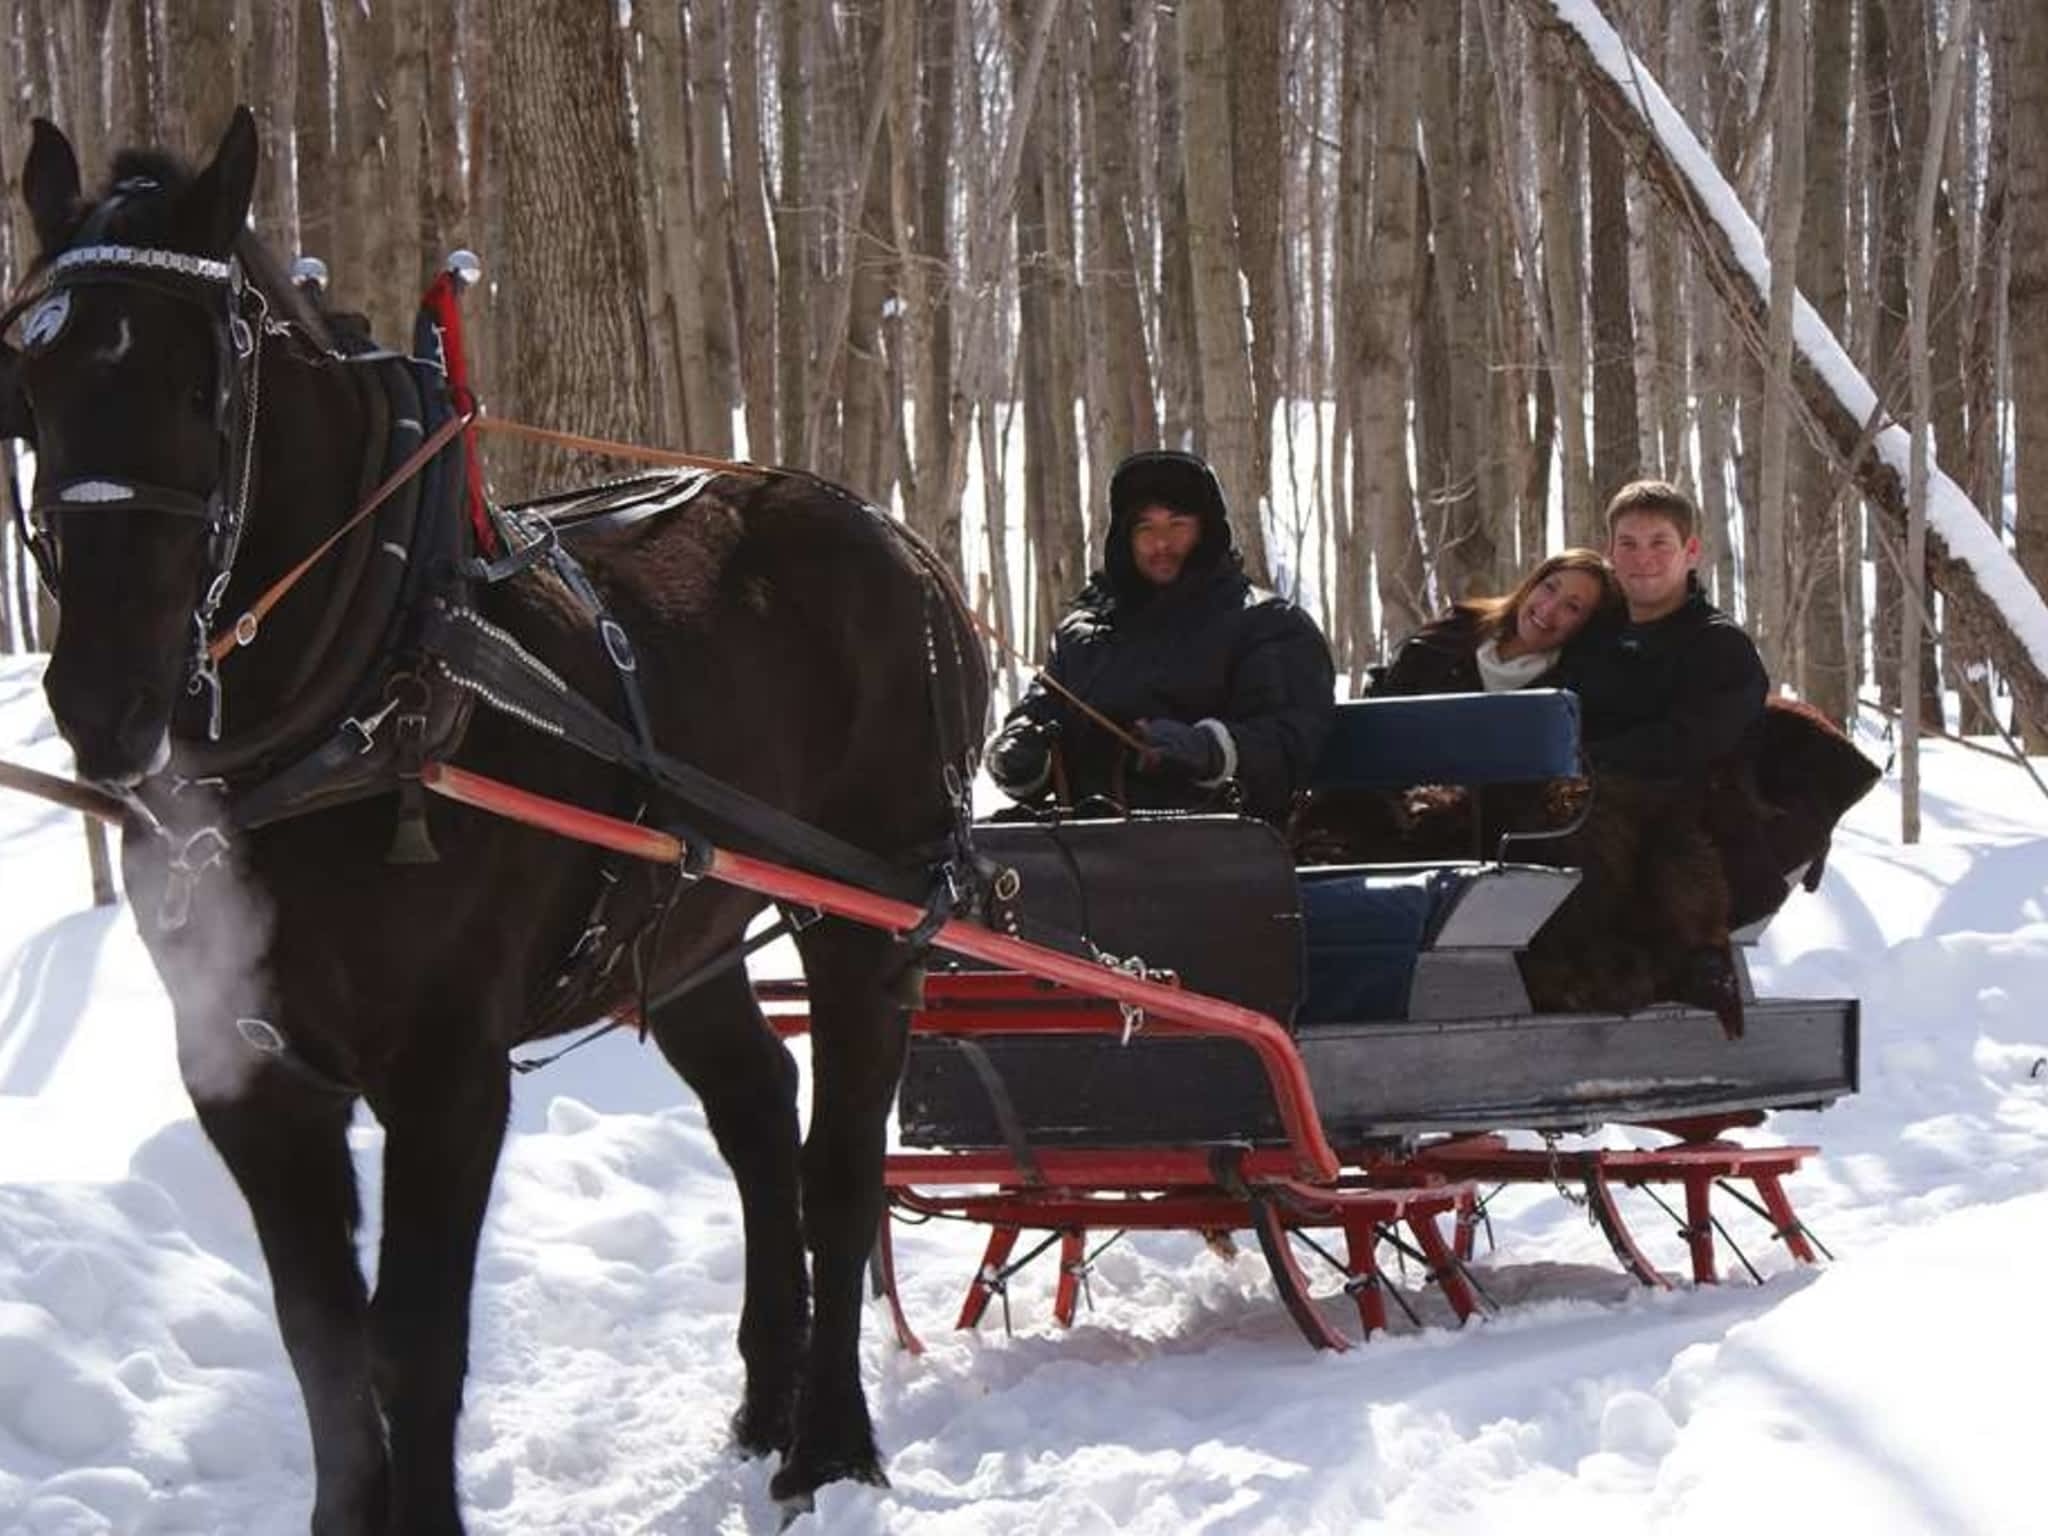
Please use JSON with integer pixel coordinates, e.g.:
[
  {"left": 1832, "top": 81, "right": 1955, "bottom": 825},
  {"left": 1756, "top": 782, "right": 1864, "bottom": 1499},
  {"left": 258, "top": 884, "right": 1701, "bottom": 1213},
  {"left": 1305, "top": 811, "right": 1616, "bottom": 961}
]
[{"left": 1372, "top": 548, "right": 1621, "bottom": 697}]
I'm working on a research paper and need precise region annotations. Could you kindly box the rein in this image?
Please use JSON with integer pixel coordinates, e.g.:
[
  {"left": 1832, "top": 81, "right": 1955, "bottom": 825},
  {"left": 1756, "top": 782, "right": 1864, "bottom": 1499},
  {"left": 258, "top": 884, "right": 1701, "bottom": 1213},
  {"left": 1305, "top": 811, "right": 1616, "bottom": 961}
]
[
  {"left": 206, "top": 406, "right": 473, "bottom": 665},
  {"left": 470, "top": 415, "right": 758, "bottom": 478}
]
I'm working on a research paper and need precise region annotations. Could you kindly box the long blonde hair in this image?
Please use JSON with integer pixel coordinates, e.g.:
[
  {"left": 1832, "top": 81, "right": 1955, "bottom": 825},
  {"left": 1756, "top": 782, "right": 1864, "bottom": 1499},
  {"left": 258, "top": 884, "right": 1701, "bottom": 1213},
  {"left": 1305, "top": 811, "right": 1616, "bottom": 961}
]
[{"left": 1461, "top": 549, "right": 1620, "bottom": 645}]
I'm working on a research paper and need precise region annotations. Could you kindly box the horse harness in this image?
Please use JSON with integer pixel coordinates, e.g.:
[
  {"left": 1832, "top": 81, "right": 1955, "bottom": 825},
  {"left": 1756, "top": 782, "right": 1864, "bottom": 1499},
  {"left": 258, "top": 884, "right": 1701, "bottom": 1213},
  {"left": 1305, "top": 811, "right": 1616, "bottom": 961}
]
[
  {"left": 4, "top": 243, "right": 984, "bottom": 1086},
  {"left": 2, "top": 240, "right": 272, "bottom": 738}
]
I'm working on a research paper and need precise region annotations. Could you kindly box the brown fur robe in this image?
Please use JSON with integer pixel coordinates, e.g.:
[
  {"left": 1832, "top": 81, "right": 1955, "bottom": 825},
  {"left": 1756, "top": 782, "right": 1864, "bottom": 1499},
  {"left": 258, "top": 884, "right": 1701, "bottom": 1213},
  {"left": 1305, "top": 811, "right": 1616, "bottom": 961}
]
[{"left": 1288, "top": 697, "right": 1881, "bottom": 1021}]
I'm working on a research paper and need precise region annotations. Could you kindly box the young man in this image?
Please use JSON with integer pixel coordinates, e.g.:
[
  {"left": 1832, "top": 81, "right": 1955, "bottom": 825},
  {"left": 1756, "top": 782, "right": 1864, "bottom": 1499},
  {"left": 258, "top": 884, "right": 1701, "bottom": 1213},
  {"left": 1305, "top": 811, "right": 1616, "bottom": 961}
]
[
  {"left": 1534, "top": 479, "right": 1769, "bottom": 1036},
  {"left": 983, "top": 450, "right": 1335, "bottom": 824},
  {"left": 1572, "top": 479, "right": 1769, "bottom": 777}
]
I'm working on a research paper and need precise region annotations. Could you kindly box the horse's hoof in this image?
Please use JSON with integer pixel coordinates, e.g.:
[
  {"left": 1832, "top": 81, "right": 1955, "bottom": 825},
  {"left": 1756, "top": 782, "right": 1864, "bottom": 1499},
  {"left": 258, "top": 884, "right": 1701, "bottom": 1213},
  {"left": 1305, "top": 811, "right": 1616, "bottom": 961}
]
[
  {"left": 768, "top": 1448, "right": 888, "bottom": 1506},
  {"left": 730, "top": 1399, "right": 795, "bottom": 1460},
  {"left": 773, "top": 1488, "right": 814, "bottom": 1529}
]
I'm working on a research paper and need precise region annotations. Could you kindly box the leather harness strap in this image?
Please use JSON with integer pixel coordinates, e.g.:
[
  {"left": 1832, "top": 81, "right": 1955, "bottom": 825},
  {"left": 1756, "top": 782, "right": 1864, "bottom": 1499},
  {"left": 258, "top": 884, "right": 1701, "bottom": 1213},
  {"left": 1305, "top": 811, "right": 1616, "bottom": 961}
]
[
  {"left": 207, "top": 407, "right": 472, "bottom": 666},
  {"left": 415, "top": 599, "right": 931, "bottom": 904}
]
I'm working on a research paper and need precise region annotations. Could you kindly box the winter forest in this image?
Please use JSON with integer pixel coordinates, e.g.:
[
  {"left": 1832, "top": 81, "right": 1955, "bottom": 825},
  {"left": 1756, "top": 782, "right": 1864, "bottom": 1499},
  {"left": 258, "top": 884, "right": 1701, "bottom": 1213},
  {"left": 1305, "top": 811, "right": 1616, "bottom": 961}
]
[
  {"left": 3, "top": 0, "right": 2048, "bottom": 780},
  {"left": 7, "top": 5, "right": 2048, "bottom": 1533}
]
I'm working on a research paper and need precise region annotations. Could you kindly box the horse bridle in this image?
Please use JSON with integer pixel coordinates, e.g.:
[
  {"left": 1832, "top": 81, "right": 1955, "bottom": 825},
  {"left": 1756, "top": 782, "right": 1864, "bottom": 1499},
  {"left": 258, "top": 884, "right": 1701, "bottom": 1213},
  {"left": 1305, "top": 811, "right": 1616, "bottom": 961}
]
[{"left": 0, "top": 242, "right": 269, "bottom": 739}]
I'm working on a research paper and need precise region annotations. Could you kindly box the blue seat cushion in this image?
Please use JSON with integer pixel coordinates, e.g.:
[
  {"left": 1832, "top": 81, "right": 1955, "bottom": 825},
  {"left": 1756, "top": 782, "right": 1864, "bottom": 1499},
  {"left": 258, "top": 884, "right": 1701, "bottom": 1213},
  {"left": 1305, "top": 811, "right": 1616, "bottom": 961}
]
[
  {"left": 1312, "top": 689, "right": 1582, "bottom": 791},
  {"left": 1298, "top": 866, "right": 1468, "bottom": 1024}
]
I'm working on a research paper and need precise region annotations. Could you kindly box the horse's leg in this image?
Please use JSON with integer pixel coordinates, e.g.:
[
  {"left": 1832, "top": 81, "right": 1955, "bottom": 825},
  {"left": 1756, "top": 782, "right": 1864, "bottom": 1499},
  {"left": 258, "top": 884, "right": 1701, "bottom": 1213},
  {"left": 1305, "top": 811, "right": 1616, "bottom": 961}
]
[
  {"left": 645, "top": 963, "right": 808, "bottom": 1455},
  {"left": 186, "top": 1050, "right": 386, "bottom": 1536},
  {"left": 365, "top": 1043, "right": 511, "bottom": 1536},
  {"left": 771, "top": 919, "right": 919, "bottom": 1502}
]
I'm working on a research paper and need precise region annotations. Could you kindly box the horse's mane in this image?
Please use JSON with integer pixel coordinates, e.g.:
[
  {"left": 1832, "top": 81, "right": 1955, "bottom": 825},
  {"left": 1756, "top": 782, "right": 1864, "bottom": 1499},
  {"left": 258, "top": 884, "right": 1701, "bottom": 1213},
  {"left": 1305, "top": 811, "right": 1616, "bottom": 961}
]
[{"left": 70, "top": 146, "right": 335, "bottom": 350}]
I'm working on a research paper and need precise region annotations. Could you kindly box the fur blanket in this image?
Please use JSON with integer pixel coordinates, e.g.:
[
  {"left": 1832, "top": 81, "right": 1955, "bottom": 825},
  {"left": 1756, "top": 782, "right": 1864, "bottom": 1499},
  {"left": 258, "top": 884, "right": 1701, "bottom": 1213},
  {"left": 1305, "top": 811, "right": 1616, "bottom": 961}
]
[{"left": 1288, "top": 698, "right": 1882, "bottom": 1026}]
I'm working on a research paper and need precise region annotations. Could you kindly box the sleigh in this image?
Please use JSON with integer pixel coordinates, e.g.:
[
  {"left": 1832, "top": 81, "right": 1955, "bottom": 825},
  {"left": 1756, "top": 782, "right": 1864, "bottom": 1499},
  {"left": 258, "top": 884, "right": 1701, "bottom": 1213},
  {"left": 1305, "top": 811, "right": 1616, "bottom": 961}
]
[{"left": 739, "top": 688, "right": 1858, "bottom": 1351}]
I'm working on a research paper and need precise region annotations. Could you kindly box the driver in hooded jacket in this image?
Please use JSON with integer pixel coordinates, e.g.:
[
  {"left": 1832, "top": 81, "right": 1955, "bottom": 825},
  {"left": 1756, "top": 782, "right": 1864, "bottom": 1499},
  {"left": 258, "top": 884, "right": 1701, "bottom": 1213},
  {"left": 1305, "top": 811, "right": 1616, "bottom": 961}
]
[{"left": 983, "top": 450, "right": 1335, "bottom": 824}]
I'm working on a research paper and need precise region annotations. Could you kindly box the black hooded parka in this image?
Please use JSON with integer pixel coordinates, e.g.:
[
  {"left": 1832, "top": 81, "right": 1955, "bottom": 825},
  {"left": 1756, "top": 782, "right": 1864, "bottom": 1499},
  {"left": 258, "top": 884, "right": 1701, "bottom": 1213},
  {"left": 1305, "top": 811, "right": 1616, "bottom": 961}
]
[{"left": 996, "top": 452, "right": 1335, "bottom": 822}]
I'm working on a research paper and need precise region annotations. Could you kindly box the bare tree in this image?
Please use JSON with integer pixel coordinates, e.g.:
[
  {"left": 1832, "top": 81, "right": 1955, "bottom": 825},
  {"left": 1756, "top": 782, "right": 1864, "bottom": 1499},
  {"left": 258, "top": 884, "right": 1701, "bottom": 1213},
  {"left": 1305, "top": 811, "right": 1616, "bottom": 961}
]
[
  {"left": 1588, "top": 107, "right": 1640, "bottom": 503},
  {"left": 245, "top": 0, "right": 298, "bottom": 251},
  {"left": 1227, "top": 0, "right": 1284, "bottom": 520},
  {"left": 1794, "top": 0, "right": 1854, "bottom": 724},
  {"left": 2010, "top": 0, "right": 2048, "bottom": 749},
  {"left": 1180, "top": 0, "right": 1268, "bottom": 579},
  {"left": 1756, "top": 0, "right": 1808, "bottom": 679},
  {"left": 1903, "top": 0, "right": 1974, "bottom": 839},
  {"left": 295, "top": 0, "right": 336, "bottom": 271},
  {"left": 482, "top": 0, "right": 657, "bottom": 490},
  {"left": 1357, "top": 0, "right": 1428, "bottom": 644},
  {"left": 774, "top": 0, "right": 813, "bottom": 465},
  {"left": 1536, "top": 60, "right": 1594, "bottom": 543},
  {"left": 687, "top": 0, "right": 740, "bottom": 455}
]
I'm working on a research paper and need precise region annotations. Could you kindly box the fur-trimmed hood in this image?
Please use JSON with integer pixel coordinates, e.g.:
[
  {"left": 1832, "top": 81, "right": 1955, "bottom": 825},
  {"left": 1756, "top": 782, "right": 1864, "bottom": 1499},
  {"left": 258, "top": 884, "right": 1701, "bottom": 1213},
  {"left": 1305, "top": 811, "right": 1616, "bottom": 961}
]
[{"left": 1098, "top": 450, "right": 1238, "bottom": 607}]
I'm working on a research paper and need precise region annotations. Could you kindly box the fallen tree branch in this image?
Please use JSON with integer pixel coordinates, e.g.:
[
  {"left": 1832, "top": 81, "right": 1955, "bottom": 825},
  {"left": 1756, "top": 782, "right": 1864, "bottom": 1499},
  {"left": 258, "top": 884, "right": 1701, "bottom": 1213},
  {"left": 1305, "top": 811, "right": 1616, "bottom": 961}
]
[{"left": 1511, "top": 0, "right": 2048, "bottom": 737}]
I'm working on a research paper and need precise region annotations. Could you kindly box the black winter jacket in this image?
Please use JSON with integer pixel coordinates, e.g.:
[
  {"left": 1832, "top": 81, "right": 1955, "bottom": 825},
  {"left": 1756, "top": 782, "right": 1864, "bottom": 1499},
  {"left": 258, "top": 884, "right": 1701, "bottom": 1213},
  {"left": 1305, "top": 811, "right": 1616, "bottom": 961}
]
[
  {"left": 998, "top": 457, "right": 1335, "bottom": 823},
  {"left": 1373, "top": 608, "right": 1488, "bottom": 695},
  {"left": 1565, "top": 584, "right": 1767, "bottom": 781}
]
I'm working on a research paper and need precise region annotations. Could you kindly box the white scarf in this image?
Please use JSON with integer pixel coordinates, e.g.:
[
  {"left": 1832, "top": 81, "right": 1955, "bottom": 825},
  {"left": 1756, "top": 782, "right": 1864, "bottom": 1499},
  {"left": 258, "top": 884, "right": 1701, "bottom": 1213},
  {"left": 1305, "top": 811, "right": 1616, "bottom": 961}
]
[{"left": 1475, "top": 638, "right": 1558, "bottom": 693}]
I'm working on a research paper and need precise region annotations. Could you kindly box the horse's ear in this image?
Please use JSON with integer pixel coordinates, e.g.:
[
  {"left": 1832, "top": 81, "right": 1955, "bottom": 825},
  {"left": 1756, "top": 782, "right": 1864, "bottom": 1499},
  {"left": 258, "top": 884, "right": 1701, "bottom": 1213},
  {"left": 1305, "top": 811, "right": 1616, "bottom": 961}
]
[
  {"left": 175, "top": 106, "right": 258, "bottom": 256},
  {"left": 21, "top": 119, "right": 81, "bottom": 255}
]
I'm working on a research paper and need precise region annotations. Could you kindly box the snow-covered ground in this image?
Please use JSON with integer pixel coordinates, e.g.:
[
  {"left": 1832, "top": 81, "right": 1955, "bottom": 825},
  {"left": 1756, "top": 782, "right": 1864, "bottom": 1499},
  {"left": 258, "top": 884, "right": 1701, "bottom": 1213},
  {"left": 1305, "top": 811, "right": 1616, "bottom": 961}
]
[{"left": 2, "top": 649, "right": 2045, "bottom": 1534}]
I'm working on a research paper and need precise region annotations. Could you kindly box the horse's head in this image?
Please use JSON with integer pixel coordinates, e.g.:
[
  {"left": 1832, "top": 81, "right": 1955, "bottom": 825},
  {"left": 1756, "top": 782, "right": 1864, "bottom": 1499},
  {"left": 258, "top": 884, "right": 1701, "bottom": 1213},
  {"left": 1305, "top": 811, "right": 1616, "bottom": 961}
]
[{"left": 8, "top": 109, "right": 260, "bottom": 785}]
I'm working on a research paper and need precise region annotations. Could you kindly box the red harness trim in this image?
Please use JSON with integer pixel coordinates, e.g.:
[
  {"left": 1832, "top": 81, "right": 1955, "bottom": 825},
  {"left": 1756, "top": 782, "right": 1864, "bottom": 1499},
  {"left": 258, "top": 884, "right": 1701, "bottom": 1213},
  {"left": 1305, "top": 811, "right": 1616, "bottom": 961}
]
[{"left": 420, "top": 270, "right": 495, "bottom": 556}]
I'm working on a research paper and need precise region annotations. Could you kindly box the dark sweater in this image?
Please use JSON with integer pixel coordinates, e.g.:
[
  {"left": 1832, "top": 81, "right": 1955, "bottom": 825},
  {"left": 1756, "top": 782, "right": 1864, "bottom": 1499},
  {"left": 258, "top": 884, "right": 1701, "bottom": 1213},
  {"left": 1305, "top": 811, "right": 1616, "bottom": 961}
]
[{"left": 1564, "top": 586, "right": 1768, "bottom": 781}]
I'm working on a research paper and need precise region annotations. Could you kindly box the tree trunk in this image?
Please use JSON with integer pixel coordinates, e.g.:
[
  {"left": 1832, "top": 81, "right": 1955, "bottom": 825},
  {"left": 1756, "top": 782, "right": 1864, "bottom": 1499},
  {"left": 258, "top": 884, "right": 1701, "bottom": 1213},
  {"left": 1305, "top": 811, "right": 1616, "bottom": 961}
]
[
  {"left": 1358, "top": 0, "right": 1427, "bottom": 645},
  {"left": 164, "top": 2, "right": 239, "bottom": 153},
  {"left": 1957, "top": 1, "right": 2006, "bottom": 736},
  {"left": 2011, "top": 0, "right": 2048, "bottom": 749},
  {"left": 904, "top": 0, "right": 960, "bottom": 567},
  {"left": 1795, "top": 0, "right": 1854, "bottom": 724},
  {"left": 642, "top": 0, "right": 721, "bottom": 451},
  {"left": 1154, "top": 0, "right": 1197, "bottom": 449},
  {"left": 774, "top": 0, "right": 812, "bottom": 466},
  {"left": 423, "top": 0, "right": 469, "bottom": 272},
  {"left": 1083, "top": 0, "right": 1157, "bottom": 465},
  {"left": 1513, "top": 0, "right": 2048, "bottom": 739},
  {"left": 1535, "top": 62, "right": 1593, "bottom": 544},
  {"left": 687, "top": 0, "right": 740, "bottom": 454},
  {"left": 727, "top": 0, "right": 780, "bottom": 460},
  {"left": 295, "top": 0, "right": 335, "bottom": 271},
  {"left": 381, "top": 0, "right": 428, "bottom": 341},
  {"left": 481, "top": 0, "right": 656, "bottom": 492},
  {"left": 1903, "top": 0, "right": 1974, "bottom": 841},
  {"left": 245, "top": 0, "right": 297, "bottom": 250},
  {"left": 933, "top": 0, "right": 1061, "bottom": 586},
  {"left": 333, "top": 0, "right": 382, "bottom": 325},
  {"left": 1179, "top": 0, "right": 1267, "bottom": 580},
  {"left": 1588, "top": 109, "right": 1640, "bottom": 505},
  {"left": 1331, "top": 0, "right": 1370, "bottom": 681},
  {"left": 1011, "top": 0, "right": 1085, "bottom": 646},
  {"left": 1420, "top": 0, "right": 1497, "bottom": 600},
  {"left": 843, "top": 2, "right": 906, "bottom": 502},
  {"left": 1867, "top": 0, "right": 1908, "bottom": 706},
  {"left": 1226, "top": 0, "right": 1283, "bottom": 520},
  {"left": 1755, "top": 0, "right": 1807, "bottom": 680}
]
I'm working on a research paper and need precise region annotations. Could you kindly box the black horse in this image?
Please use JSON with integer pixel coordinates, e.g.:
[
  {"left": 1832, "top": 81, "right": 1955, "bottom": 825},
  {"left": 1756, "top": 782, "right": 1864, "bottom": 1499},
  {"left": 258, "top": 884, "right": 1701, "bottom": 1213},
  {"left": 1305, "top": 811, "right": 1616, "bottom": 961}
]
[{"left": 4, "top": 109, "right": 987, "bottom": 1531}]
